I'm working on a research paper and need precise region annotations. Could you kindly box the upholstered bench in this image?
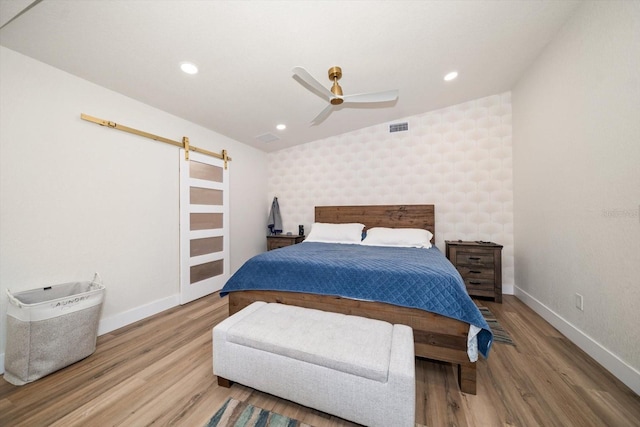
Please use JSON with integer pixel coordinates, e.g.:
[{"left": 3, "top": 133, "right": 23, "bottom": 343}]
[{"left": 213, "top": 301, "right": 415, "bottom": 427}]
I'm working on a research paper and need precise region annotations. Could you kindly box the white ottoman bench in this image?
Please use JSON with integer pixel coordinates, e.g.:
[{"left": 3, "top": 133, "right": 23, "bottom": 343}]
[{"left": 213, "top": 301, "right": 415, "bottom": 427}]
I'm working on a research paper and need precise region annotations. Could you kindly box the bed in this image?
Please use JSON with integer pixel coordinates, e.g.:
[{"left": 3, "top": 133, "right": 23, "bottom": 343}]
[{"left": 221, "top": 204, "right": 492, "bottom": 394}]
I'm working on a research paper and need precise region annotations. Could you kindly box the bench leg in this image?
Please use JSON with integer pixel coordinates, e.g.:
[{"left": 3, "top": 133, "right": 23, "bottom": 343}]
[
  {"left": 217, "top": 377, "right": 232, "bottom": 388},
  {"left": 458, "top": 362, "right": 477, "bottom": 394}
]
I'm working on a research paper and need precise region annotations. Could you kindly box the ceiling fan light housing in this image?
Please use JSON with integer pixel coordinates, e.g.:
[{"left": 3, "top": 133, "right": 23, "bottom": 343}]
[
  {"left": 330, "top": 82, "right": 344, "bottom": 104},
  {"left": 329, "top": 66, "right": 344, "bottom": 104}
]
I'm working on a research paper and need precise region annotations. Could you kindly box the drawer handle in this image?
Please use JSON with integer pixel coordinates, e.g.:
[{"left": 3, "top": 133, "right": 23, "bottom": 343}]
[
  {"left": 468, "top": 257, "right": 481, "bottom": 260},
  {"left": 469, "top": 281, "right": 482, "bottom": 285},
  {"left": 469, "top": 270, "right": 482, "bottom": 274}
]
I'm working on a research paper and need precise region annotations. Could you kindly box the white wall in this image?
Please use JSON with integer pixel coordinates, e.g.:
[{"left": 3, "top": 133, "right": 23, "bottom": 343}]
[
  {"left": 268, "top": 93, "right": 514, "bottom": 290},
  {"left": 512, "top": 1, "right": 640, "bottom": 393},
  {"left": 0, "top": 47, "right": 268, "bottom": 369}
]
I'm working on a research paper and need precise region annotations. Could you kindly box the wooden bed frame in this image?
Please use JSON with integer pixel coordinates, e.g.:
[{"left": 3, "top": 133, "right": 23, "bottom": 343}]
[{"left": 227, "top": 204, "right": 477, "bottom": 394}]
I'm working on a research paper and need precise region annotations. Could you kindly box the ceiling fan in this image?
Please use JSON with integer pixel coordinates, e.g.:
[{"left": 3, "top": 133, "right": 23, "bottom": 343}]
[{"left": 292, "top": 66, "right": 399, "bottom": 125}]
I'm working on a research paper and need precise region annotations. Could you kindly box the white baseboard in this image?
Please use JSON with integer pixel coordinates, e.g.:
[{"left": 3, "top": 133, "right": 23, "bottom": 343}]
[
  {"left": 97, "top": 294, "right": 180, "bottom": 335},
  {"left": 1, "top": 294, "right": 180, "bottom": 375},
  {"left": 6, "top": 287, "right": 636, "bottom": 397},
  {"left": 514, "top": 286, "right": 640, "bottom": 396}
]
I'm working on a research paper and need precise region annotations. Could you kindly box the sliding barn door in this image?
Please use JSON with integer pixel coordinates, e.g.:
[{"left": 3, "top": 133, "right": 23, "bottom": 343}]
[{"left": 179, "top": 150, "right": 229, "bottom": 304}]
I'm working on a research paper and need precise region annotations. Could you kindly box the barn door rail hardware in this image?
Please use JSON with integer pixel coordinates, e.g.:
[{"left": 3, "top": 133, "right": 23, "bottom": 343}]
[{"left": 80, "top": 113, "right": 231, "bottom": 168}]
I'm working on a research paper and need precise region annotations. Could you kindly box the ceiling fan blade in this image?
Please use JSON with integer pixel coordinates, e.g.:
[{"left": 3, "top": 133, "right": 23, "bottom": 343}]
[
  {"left": 342, "top": 89, "right": 399, "bottom": 104},
  {"left": 292, "top": 66, "right": 336, "bottom": 101},
  {"left": 311, "top": 104, "right": 334, "bottom": 126}
]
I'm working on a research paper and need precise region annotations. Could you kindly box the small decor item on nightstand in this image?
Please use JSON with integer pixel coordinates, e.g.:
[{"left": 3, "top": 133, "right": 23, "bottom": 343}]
[
  {"left": 446, "top": 240, "right": 503, "bottom": 303},
  {"left": 298, "top": 225, "right": 304, "bottom": 236}
]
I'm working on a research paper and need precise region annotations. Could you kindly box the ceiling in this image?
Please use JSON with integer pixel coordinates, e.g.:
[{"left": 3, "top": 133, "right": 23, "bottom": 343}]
[{"left": 0, "top": 0, "right": 581, "bottom": 152}]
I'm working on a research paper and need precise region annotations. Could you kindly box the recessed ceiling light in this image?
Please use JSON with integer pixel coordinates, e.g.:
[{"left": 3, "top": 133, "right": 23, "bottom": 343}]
[
  {"left": 444, "top": 71, "right": 458, "bottom": 81},
  {"left": 276, "top": 124, "right": 286, "bottom": 131},
  {"left": 180, "top": 62, "right": 198, "bottom": 75}
]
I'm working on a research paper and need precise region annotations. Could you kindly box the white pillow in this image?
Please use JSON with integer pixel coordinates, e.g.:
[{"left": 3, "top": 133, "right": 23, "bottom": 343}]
[
  {"left": 360, "top": 227, "right": 433, "bottom": 248},
  {"left": 304, "top": 222, "right": 365, "bottom": 244}
]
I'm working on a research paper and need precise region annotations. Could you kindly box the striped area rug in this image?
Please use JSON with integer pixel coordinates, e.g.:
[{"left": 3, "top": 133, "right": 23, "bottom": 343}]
[
  {"left": 206, "top": 398, "right": 312, "bottom": 427},
  {"left": 478, "top": 305, "right": 515, "bottom": 345}
]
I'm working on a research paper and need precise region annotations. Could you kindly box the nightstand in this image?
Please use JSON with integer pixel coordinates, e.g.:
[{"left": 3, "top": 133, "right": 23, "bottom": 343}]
[
  {"left": 445, "top": 240, "right": 503, "bottom": 303},
  {"left": 267, "top": 234, "right": 305, "bottom": 251}
]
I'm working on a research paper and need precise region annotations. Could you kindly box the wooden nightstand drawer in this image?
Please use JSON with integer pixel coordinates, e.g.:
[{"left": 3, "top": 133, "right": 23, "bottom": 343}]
[
  {"left": 462, "top": 277, "right": 496, "bottom": 298},
  {"left": 456, "top": 252, "right": 494, "bottom": 267},
  {"left": 456, "top": 265, "right": 495, "bottom": 280},
  {"left": 462, "top": 277, "right": 494, "bottom": 291},
  {"left": 269, "top": 239, "right": 293, "bottom": 250},
  {"left": 267, "top": 235, "right": 305, "bottom": 251},
  {"left": 446, "top": 240, "right": 503, "bottom": 303}
]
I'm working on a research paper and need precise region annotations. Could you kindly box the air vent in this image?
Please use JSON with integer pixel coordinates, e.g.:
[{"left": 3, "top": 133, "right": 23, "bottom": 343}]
[
  {"left": 256, "top": 133, "right": 280, "bottom": 143},
  {"left": 389, "top": 122, "right": 408, "bottom": 133}
]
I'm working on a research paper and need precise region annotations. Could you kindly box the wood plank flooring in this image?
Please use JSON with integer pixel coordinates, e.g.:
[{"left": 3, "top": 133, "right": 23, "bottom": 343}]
[{"left": 1, "top": 295, "right": 639, "bottom": 426}]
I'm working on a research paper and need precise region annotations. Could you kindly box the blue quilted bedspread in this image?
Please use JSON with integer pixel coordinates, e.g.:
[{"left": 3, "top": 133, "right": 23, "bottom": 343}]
[{"left": 221, "top": 242, "right": 492, "bottom": 358}]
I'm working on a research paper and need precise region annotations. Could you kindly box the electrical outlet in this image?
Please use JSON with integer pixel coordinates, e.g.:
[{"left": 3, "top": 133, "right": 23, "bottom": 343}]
[{"left": 575, "top": 293, "right": 584, "bottom": 311}]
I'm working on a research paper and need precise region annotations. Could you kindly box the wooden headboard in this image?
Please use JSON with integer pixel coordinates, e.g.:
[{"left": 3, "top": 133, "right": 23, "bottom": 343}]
[{"left": 315, "top": 204, "right": 435, "bottom": 244}]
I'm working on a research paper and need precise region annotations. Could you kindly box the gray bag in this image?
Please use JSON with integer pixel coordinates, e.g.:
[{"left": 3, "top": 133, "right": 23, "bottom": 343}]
[{"left": 4, "top": 274, "right": 105, "bottom": 385}]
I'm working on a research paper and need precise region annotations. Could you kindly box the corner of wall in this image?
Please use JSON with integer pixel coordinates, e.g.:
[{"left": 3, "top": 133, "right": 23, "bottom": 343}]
[
  {"left": 512, "top": 0, "right": 640, "bottom": 393},
  {"left": 514, "top": 286, "right": 640, "bottom": 395}
]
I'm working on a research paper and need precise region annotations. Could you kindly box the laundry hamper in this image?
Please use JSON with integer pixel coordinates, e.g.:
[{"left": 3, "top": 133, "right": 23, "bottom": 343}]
[{"left": 4, "top": 274, "right": 105, "bottom": 385}]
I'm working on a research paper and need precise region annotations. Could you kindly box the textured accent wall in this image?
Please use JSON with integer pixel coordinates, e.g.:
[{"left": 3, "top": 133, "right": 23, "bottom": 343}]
[{"left": 267, "top": 92, "right": 513, "bottom": 290}]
